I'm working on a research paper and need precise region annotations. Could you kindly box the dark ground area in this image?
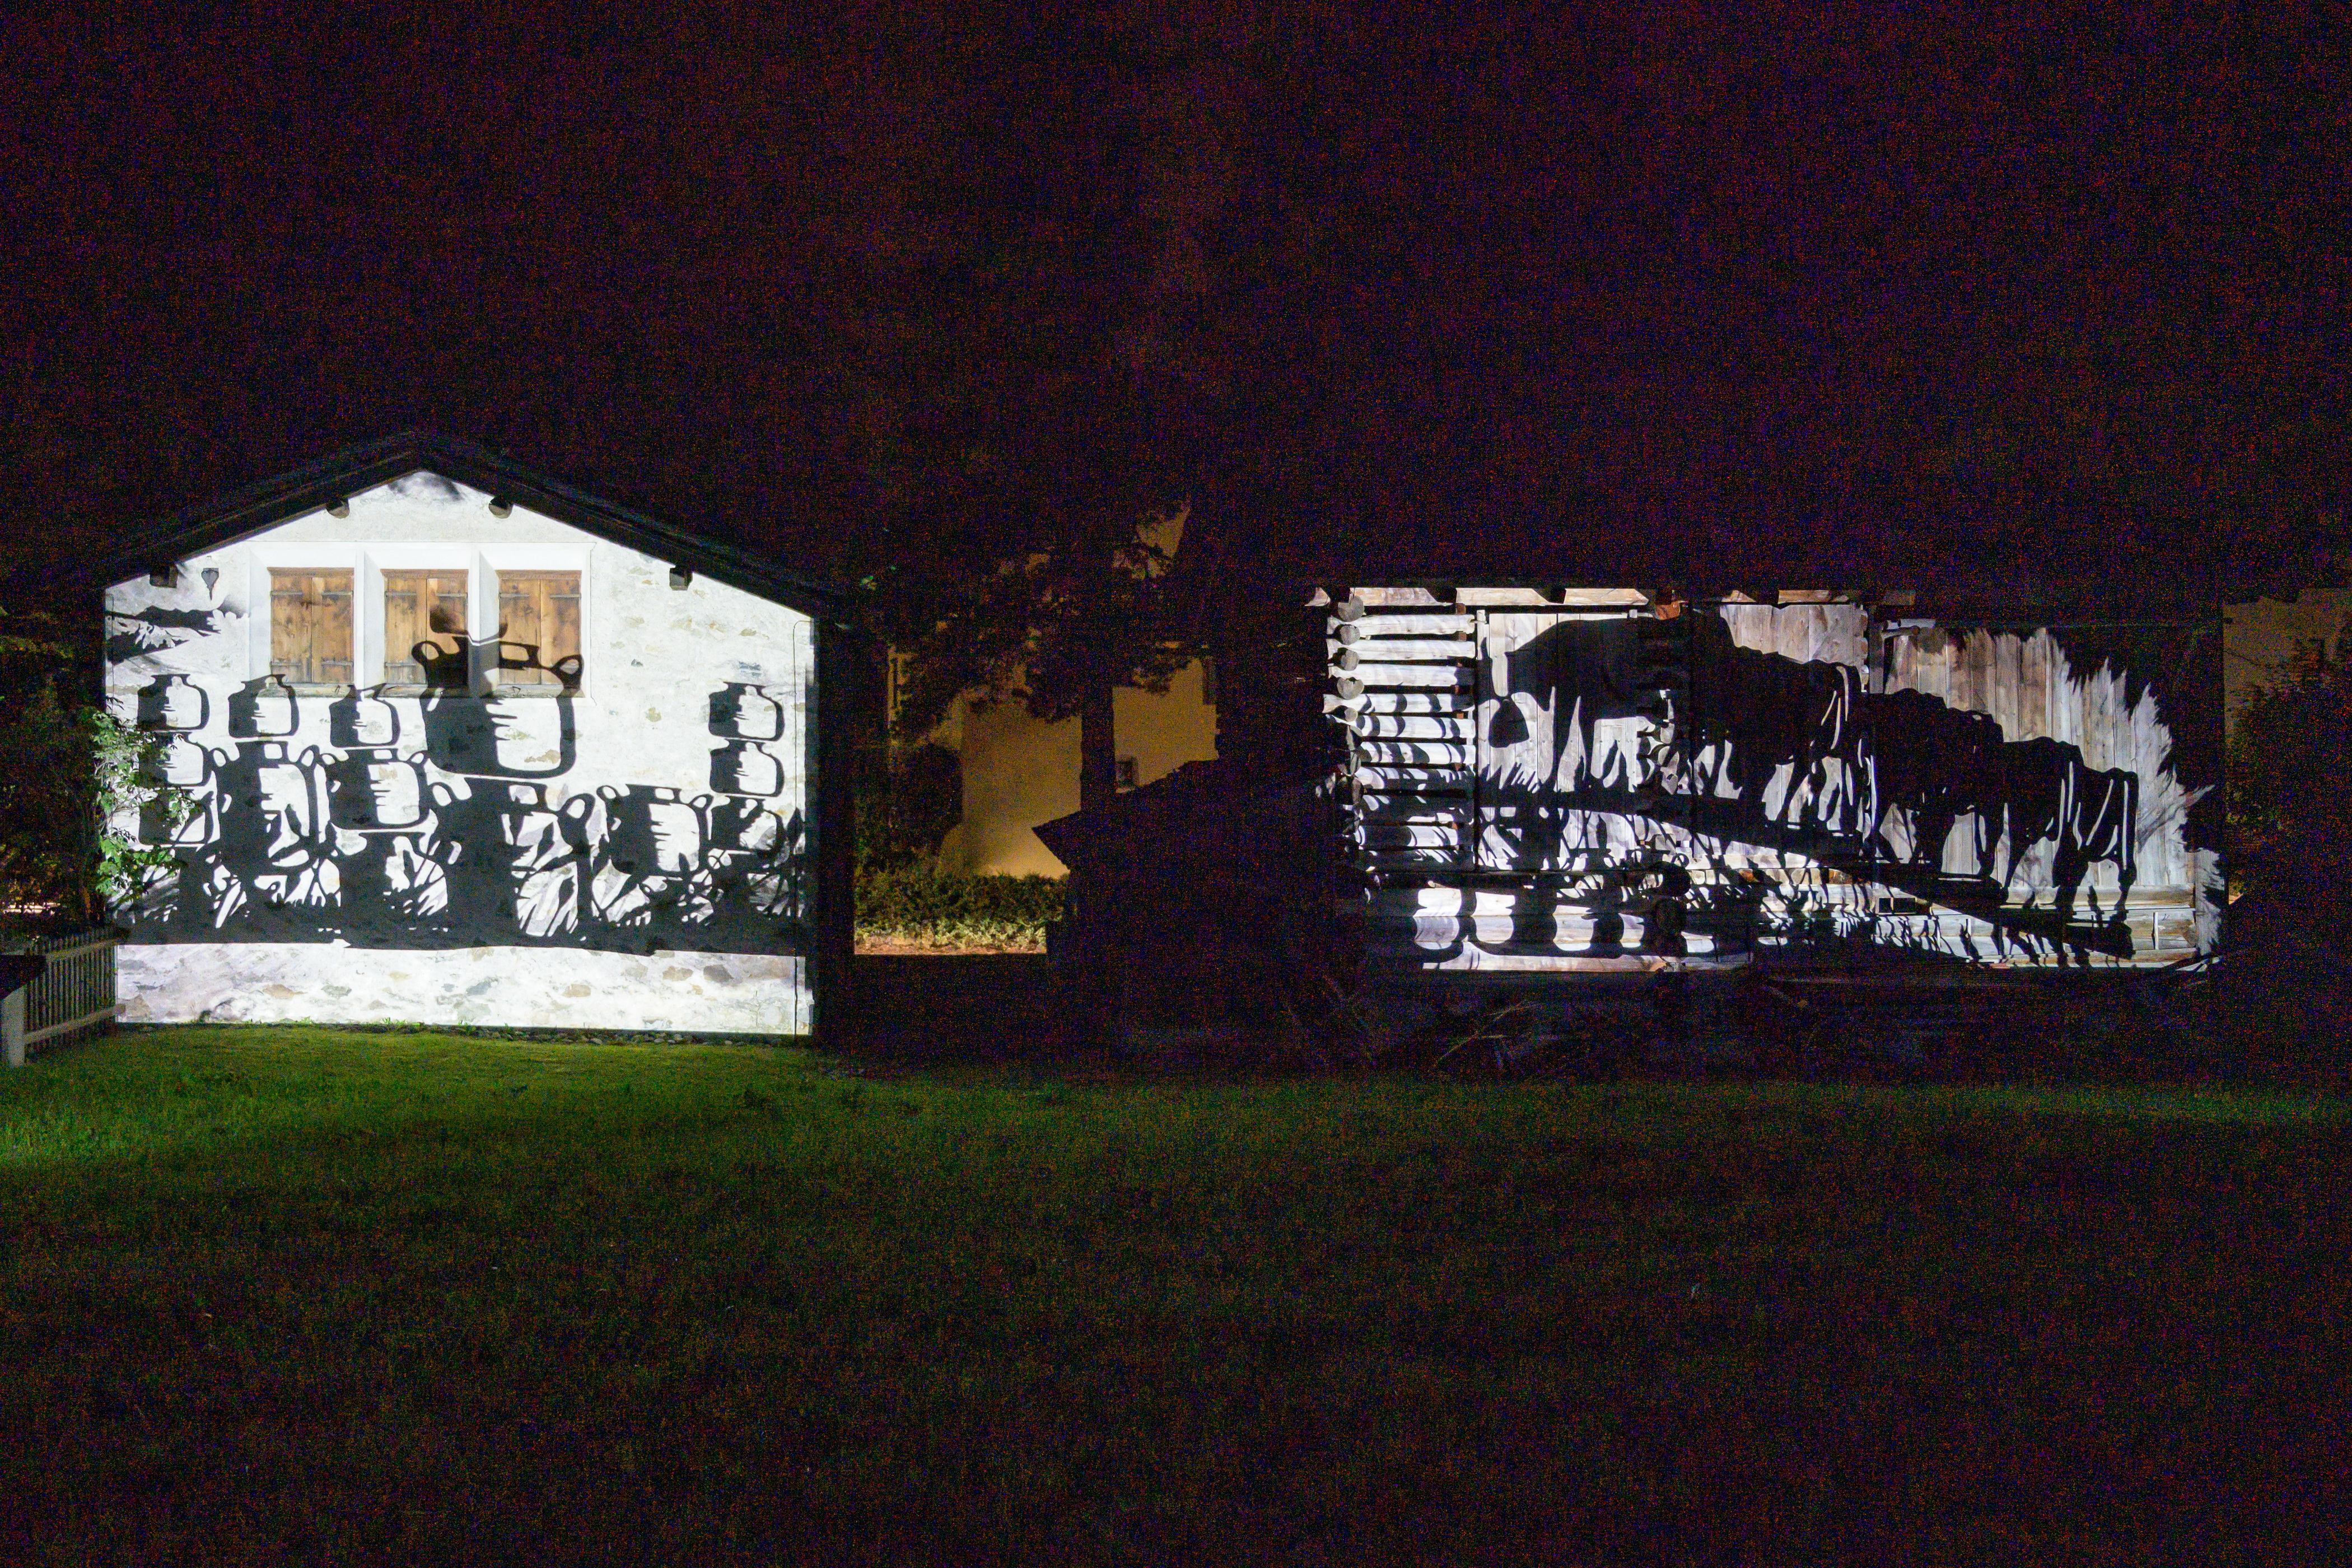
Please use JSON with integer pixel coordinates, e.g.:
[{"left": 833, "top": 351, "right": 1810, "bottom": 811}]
[
  {"left": 848, "top": 954, "right": 1086, "bottom": 1061},
  {"left": 844, "top": 946, "right": 2348, "bottom": 1096}
]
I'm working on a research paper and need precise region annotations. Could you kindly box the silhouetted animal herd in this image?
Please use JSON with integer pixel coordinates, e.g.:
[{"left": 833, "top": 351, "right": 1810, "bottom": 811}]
[{"left": 1487, "top": 611, "right": 2138, "bottom": 923}]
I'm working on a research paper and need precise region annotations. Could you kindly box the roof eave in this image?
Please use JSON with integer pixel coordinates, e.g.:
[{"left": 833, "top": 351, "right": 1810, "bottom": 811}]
[{"left": 72, "top": 431, "right": 849, "bottom": 622}]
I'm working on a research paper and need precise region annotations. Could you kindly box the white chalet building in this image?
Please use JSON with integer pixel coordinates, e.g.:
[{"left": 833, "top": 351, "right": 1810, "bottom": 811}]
[{"left": 89, "top": 433, "right": 854, "bottom": 1038}]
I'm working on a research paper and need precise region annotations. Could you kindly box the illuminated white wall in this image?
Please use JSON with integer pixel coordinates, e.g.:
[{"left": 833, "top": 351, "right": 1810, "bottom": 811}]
[{"left": 104, "top": 470, "right": 817, "bottom": 1033}]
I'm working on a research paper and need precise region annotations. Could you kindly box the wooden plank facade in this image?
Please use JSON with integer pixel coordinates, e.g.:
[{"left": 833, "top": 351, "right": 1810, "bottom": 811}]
[{"left": 1327, "top": 585, "right": 2222, "bottom": 976}]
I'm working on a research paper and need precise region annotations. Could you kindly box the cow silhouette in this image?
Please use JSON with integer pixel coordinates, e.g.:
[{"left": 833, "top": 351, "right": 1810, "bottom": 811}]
[{"left": 1468, "top": 608, "right": 2138, "bottom": 931}]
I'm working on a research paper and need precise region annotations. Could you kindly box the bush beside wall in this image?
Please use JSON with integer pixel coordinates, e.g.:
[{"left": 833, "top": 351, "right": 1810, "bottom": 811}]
[{"left": 855, "top": 867, "right": 1065, "bottom": 948}]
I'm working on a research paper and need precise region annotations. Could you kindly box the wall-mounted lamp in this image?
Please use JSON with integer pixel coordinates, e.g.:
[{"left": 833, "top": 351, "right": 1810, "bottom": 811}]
[
  {"left": 487, "top": 496, "right": 513, "bottom": 518},
  {"left": 327, "top": 498, "right": 351, "bottom": 517},
  {"left": 669, "top": 567, "right": 693, "bottom": 590},
  {"left": 148, "top": 565, "right": 180, "bottom": 589}
]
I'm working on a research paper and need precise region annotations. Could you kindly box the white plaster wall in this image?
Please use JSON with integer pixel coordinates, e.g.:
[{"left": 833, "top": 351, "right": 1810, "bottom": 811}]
[{"left": 103, "top": 469, "right": 819, "bottom": 1034}]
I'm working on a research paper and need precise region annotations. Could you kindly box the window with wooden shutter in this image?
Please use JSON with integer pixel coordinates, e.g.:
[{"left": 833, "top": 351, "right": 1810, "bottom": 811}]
[
  {"left": 494, "top": 571, "right": 582, "bottom": 689},
  {"left": 382, "top": 571, "right": 469, "bottom": 688},
  {"left": 269, "top": 570, "right": 354, "bottom": 687}
]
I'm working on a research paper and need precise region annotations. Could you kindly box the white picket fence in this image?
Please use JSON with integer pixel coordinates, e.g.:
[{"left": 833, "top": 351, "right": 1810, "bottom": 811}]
[{"left": 3, "top": 929, "right": 122, "bottom": 1067}]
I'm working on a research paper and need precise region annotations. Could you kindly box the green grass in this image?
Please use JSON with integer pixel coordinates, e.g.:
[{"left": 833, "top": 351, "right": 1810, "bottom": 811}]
[{"left": 3, "top": 1029, "right": 2347, "bottom": 1566}]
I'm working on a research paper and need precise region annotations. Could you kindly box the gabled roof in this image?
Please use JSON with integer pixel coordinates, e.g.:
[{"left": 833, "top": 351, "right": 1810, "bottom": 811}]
[{"left": 75, "top": 431, "right": 848, "bottom": 621}]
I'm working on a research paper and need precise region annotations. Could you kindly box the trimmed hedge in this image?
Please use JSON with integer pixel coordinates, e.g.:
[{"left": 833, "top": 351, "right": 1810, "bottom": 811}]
[{"left": 855, "top": 867, "right": 1066, "bottom": 948}]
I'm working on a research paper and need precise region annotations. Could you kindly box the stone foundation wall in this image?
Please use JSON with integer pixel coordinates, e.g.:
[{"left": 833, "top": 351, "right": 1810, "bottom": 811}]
[{"left": 118, "top": 944, "right": 808, "bottom": 1034}]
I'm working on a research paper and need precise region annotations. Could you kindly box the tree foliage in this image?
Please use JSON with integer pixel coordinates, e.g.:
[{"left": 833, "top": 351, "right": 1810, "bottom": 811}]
[
  {"left": 2228, "top": 632, "right": 2352, "bottom": 858},
  {"left": 836, "top": 16, "right": 1362, "bottom": 755},
  {"left": 853, "top": 739, "right": 964, "bottom": 875},
  {"left": 0, "top": 596, "right": 184, "bottom": 932}
]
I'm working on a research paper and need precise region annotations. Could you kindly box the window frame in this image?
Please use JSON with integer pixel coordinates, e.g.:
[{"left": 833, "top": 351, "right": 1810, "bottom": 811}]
[
  {"left": 480, "top": 545, "right": 588, "bottom": 698},
  {"left": 264, "top": 566, "right": 358, "bottom": 693},
  {"left": 373, "top": 557, "right": 475, "bottom": 693},
  {"left": 248, "top": 545, "right": 592, "bottom": 697},
  {"left": 250, "top": 544, "right": 362, "bottom": 695}
]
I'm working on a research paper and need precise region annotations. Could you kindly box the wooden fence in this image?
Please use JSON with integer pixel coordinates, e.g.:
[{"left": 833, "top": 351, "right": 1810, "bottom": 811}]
[{"left": 3, "top": 928, "right": 122, "bottom": 1067}]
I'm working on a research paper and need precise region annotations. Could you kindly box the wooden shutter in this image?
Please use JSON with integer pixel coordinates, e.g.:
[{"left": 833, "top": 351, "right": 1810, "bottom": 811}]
[
  {"left": 382, "top": 571, "right": 469, "bottom": 687},
  {"left": 269, "top": 570, "right": 354, "bottom": 687},
  {"left": 496, "top": 571, "right": 582, "bottom": 687}
]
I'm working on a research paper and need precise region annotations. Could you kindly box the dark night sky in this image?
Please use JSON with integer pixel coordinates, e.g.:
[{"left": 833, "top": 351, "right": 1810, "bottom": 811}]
[{"left": 2, "top": 3, "right": 2343, "bottom": 600}]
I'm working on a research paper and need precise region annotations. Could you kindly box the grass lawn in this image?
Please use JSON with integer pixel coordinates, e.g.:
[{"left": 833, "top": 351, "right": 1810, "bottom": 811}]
[{"left": 2, "top": 1029, "right": 2346, "bottom": 1566}]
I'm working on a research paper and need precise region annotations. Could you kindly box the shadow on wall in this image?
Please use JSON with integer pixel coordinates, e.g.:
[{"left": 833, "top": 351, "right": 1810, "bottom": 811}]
[
  {"left": 1457, "top": 609, "right": 2149, "bottom": 959},
  {"left": 122, "top": 640, "right": 808, "bottom": 956}
]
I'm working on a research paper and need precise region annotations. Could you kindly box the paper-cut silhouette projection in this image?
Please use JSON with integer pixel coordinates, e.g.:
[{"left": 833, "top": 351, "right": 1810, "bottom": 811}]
[
  {"left": 1377, "top": 604, "right": 2154, "bottom": 966},
  {"left": 120, "top": 662, "right": 809, "bottom": 957}
]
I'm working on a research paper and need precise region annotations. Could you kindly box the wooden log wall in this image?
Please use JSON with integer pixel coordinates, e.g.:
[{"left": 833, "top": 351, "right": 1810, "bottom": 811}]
[
  {"left": 1878, "top": 622, "right": 2209, "bottom": 957},
  {"left": 1327, "top": 585, "right": 2216, "bottom": 977}
]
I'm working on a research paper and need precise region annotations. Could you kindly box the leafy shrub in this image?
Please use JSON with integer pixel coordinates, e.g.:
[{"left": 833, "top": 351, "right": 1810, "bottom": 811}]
[
  {"left": 2223, "top": 632, "right": 2352, "bottom": 1038},
  {"left": 2, "top": 600, "right": 189, "bottom": 934},
  {"left": 2228, "top": 631, "right": 2352, "bottom": 854},
  {"left": 856, "top": 866, "right": 1065, "bottom": 948}
]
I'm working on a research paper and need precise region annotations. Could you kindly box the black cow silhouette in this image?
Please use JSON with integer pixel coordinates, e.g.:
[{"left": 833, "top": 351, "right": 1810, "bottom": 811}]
[{"left": 1461, "top": 608, "right": 2138, "bottom": 942}]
